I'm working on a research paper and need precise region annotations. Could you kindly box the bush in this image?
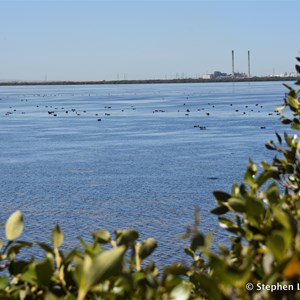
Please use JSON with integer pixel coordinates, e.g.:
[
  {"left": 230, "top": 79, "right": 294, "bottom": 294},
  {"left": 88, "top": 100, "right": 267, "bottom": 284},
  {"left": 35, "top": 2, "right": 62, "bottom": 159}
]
[{"left": 0, "top": 58, "right": 300, "bottom": 300}]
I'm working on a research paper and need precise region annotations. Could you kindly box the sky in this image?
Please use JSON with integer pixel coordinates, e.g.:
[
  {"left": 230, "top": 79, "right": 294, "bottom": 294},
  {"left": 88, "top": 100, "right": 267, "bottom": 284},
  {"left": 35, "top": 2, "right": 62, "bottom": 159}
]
[{"left": 0, "top": 0, "right": 300, "bottom": 81}]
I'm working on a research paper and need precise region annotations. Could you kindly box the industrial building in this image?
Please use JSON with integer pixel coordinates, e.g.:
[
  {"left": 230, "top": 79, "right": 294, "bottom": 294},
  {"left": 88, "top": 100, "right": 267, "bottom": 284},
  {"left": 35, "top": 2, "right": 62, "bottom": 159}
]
[{"left": 201, "top": 50, "right": 251, "bottom": 79}]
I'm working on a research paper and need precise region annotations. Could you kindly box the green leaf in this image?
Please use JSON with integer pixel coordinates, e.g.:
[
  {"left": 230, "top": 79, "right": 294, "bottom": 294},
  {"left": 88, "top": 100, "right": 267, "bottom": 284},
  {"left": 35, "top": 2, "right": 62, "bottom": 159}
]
[
  {"left": 283, "top": 83, "right": 293, "bottom": 91},
  {"left": 245, "top": 198, "right": 264, "bottom": 217},
  {"left": 288, "top": 89, "right": 298, "bottom": 98},
  {"left": 38, "top": 242, "right": 54, "bottom": 255},
  {"left": 282, "top": 118, "right": 292, "bottom": 124},
  {"left": 0, "top": 276, "right": 9, "bottom": 290},
  {"left": 20, "top": 264, "right": 38, "bottom": 285},
  {"left": 275, "top": 104, "right": 285, "bottom": 112},
  {"left": 266, "top": 183, "right": 280, "bottom": 204},
  {"left": 273, "top": 207, "right": 291, "bottom": 229},
  {"left": 44, "top": 293, "right": 59, "bottom": 300},
  {"left": 52, "top": 224, "right": 64, "bottom": 248},
  {"left": 213, "top": 191, "right": 231, "bottom": 203},
  {"left": 231, "top": 183, "right": 240, "bottom": 196},
  {"left": 74, "top": 246, "right": 126, "bottom": 300},
  {"left": 287, "top": 95, "right": 299, "bottom": 110},
  {"left": 170, "top": 283, "right": 191, "bottom": 300},
  {"left": 92, "top": 246, "right": 126, "bottom": 283},
  {"left": 284, "top": 132, "right": 293, "bottom": 146},
  {"left": 63, "top": 296, "right": 77, "bottom": 300},
  {"left": 228, "top": 198, "right": 246, "bottom": 213},
  {"left": 139, "top": 238, "right": 157, "bottom": 260},
  {"left": 64, "top": 248, "right": 79, "bottom": 265},
  {"left": 295, "top": 64, "right": 300, "bottom": 74},
  {"left": 275, "top": 131, "right": 282, "bottom": 144},
  {"left": 164, "top": 263, "right": 189, "bottom": 276},
  {"left": 7, "top": 241, "right": 32, "bottom": 260},
  {"left": 190, "top": 232, "right": 205, "bottom": 251},
  {"left": 265, "top": 143, "right": 276, "bottom": 150},
  {"left": 256, "top": 170, "right": 277, "bottom": 187},
  {"left": 291, "top": 124, "right": 300, "bottom": 130},
  {"left": 8, "top": 260, "right": 30, "bottom": 276},
  {"left": 190, "top": 273, "right": 222, "bottom": 300},
  {"left": 266, "top": 230, "right": 291, "bottom": 261},
  {"left": 244, "top": 166, "right": 256, "bottom": 185},
  {"left": 184, "top": 247, "right": 194, "bottom": 258},
  {"left": 35, "top": 259, "right": 53, "bottom": 287},
  {"left": 132, "top": 271, "right": 146, "bottom": 283},
  {"left": 211, "top": 205, "right": 229, "bottom": 215},
  {"left": 92, "top": 230, "right": 111, "bottom": 244},
  {"left": 77, "top": 236, "right": 89, "bottom": 249},
  {"left": 5, "top": 210, "right": 24, "bottom": 241},
  {"left": 115, "top": 229, "right": 139, "bottom": 246},
  {"left": 218, "top": 217, "right": 236, "bottom": 229},
  {"left": 194, "top": 207, "right": 200, "bottom": 226}
]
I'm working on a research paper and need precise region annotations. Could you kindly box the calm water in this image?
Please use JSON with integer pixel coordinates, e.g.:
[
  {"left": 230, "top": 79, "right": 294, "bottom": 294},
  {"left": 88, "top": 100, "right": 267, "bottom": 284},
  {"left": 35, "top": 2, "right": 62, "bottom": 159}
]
[{"left": 0, "top": 81, "right": 289, "bottom": 264}]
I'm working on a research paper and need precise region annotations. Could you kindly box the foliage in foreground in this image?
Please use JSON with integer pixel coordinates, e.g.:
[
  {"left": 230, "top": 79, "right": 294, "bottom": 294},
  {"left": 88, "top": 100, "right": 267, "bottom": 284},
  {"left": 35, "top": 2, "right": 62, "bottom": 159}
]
[{"left": 1, "top": 59, "right": 300, "bottom": 300}]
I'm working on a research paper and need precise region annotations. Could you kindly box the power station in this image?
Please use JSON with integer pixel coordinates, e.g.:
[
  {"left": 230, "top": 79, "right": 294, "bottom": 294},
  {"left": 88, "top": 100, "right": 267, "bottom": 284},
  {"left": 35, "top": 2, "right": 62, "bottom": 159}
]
[{"left": 201, "top": 50, "right": 257, "bottom": 80}]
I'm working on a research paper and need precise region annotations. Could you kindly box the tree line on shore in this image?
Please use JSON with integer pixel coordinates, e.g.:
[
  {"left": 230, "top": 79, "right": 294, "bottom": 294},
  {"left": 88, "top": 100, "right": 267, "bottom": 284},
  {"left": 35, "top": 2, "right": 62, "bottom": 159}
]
[{"left": 0, "top": 76, "right": 298, "bottom": 86}]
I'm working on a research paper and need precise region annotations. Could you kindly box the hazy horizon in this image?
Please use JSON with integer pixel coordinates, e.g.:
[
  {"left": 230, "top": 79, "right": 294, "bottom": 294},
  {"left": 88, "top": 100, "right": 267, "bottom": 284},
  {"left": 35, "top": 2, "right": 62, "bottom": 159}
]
[{"left": 1, "top": 0, "right": 299, "bottom": 81}]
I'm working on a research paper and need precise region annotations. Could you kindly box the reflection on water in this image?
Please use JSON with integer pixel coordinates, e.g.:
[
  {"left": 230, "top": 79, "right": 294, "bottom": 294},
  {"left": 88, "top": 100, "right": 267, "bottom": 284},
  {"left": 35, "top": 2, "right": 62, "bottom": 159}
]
[{"left": 0, "top": 81, "right": 288, "bottom": 264}]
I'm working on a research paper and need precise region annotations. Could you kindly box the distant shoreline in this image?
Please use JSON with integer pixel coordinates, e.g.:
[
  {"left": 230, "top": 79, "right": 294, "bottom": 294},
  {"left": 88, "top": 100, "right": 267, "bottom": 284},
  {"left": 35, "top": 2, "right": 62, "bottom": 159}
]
[{"left": 0, "top": 76, "right": 298, "bottom": 86}]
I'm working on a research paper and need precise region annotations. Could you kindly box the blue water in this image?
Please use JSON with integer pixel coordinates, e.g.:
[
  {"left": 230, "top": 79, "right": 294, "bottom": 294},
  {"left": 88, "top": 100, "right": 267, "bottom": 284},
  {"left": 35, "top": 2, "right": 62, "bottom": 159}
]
[{"left": 0, "top": 81, "right": 289, "bottom": 264}]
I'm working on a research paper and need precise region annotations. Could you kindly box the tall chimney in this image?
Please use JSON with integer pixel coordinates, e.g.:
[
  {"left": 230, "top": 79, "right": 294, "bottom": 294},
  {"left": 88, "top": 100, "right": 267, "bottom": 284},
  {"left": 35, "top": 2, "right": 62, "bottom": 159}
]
[
  {"left": 232, "top": 50, "right": 235, "bottom": 77},
  {"left": 248, "top": 50, "right": 251, "bottom": 77}
]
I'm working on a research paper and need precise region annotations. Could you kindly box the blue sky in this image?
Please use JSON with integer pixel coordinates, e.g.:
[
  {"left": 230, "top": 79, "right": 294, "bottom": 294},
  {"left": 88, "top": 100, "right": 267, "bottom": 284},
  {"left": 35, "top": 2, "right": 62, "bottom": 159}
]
[{"left": 0, "top": 0, "right": 299, "bottom": 81}]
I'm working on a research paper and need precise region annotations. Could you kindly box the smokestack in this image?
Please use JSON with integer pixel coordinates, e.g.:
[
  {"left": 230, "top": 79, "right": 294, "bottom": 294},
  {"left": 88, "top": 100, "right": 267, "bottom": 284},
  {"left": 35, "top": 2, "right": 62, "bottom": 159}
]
[
  {"left": 232, "top": 50, "right": 235, "bottom": 77},
  {"left": 248, "top": 50, "right": 251, "bottom": 77}
]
